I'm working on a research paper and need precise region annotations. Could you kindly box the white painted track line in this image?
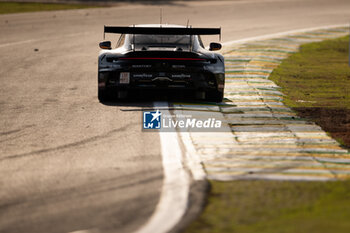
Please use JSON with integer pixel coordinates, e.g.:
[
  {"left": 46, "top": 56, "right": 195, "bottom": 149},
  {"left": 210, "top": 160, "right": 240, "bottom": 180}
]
[
  {"left": 134, "top": 101, "right": 190, "bottom": 233},
  {"left": 180, "top": 132, "right": 206, "bottom": 181}
]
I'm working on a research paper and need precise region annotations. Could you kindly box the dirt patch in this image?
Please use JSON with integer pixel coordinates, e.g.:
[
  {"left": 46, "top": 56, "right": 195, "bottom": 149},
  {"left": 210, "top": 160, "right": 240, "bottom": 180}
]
[{"left": 293, "top": 107, "right": 350, "bottom": 149}]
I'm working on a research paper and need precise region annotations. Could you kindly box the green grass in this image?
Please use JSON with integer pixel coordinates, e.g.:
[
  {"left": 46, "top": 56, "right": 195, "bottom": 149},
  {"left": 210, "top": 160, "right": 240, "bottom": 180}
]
[
  {"left": 0, "top": 2, "right": 99, "bottom": 14},
  {"left": 185, "top": 180, "right": 350, "bottom": 233},
  {"left": 269, "top": 36, "right": 350, "bottom": 109}
]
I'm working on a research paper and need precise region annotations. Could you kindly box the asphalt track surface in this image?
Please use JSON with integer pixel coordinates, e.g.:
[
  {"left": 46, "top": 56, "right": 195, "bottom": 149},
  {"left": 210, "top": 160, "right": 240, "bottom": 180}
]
[{"left": 0, "top": 0, "right": 350, "bottom": 233}]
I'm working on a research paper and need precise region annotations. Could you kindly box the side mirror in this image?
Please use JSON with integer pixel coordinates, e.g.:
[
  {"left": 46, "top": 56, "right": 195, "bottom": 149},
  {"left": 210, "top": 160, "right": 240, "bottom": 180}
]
[
  {"left": 99, "top": 41, "right": 111, "bottom": 50},
  {"left": 209, "top": 42, "right": 222, "bottom": 51}
]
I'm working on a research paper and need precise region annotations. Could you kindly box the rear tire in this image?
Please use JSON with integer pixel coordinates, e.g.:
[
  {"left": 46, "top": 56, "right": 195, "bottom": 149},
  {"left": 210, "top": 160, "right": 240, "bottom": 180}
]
[
  {"left": 207, "top": 91, "right": 224, "bottom": 103},
  {"left": 98, "top": 89, "right": 109, "bottom": 103}
]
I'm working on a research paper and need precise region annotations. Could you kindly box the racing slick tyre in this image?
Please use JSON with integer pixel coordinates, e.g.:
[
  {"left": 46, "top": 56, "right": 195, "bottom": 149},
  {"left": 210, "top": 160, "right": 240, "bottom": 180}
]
[
  {"left": 98, "top": 89, "right": 110, "bottom": 103},
  {"left": 207, "top": 91, "right": 224, "bottom": 103}
]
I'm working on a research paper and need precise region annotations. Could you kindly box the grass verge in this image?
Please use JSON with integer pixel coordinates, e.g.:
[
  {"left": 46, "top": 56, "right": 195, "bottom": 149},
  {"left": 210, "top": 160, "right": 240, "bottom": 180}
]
[
  {"left": 0, "top": 1, "right": 99, "bottom": 14},
  {"left": 184, "top": 36, "right": 350, "bottom": 233},
  {"left": 185, "top": 180, "right": 350, "bottom": 233},
  {"left": 269, "top": 36, "right": 350, "bottom": 148}
]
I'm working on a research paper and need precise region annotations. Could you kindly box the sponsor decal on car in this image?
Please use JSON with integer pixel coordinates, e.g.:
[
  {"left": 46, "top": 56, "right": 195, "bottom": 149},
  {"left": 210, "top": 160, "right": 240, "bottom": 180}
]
[
  {"left": 133, "top": 73, "right": 153, "bottom": 78},
  {"left": 132, "top": 64, "right": 152, "bottom": 68},
  {"left": 171, "top": 74, "right": 191, "bottom": 78},
  {"left": 172, "top": 65, "right": 186, "bottom": 68}
]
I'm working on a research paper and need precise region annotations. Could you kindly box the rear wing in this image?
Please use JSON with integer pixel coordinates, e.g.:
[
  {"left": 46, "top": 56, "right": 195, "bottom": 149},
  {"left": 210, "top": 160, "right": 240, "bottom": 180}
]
[{"left": 103, "top": 26, "right": 221, "bottom": 40}]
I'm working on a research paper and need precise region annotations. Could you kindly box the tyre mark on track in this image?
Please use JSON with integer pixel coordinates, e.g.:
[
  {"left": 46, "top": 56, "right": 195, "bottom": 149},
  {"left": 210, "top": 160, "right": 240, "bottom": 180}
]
[
  {"left": 0, "top": 32, "right": 90, "bottom": 48},
  {"left": 0, "top": 124, "right": 131, "bottom": 162}
]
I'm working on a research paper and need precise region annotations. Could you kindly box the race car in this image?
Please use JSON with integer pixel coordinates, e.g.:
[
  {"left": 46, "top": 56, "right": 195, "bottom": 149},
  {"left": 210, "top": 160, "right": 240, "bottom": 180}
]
[{"left": 98, "top": 24, "right": 225, "bottom": 102}]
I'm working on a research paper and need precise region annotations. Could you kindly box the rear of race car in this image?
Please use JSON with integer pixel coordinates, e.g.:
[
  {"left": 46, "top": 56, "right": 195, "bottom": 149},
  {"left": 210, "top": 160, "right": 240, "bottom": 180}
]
[{"left": 97, "top": 25, "right": 225, "bottom": 102}]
